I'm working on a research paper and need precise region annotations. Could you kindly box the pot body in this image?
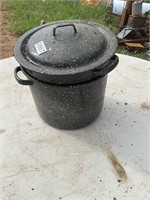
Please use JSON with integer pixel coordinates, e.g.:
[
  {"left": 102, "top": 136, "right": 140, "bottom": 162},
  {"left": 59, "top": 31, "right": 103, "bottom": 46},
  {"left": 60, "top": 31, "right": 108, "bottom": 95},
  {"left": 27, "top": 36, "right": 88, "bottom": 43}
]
[{"left": 29, "top": 75, "right": 107, "bottom": 130}]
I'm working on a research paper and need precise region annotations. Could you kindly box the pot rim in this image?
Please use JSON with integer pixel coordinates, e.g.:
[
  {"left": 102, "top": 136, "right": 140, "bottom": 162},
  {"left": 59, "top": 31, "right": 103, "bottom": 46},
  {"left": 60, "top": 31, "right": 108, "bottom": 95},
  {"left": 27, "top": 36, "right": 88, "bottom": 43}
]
[{"left": 20, "top": 66, "right": 108, "bottom": 86}]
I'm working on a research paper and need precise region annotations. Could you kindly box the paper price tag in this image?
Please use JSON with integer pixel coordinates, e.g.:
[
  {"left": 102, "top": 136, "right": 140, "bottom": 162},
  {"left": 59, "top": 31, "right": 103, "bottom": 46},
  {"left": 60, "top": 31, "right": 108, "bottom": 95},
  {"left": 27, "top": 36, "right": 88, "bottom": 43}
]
[{"left": 35, "top": 41, "right": 47, "bottom": 55}]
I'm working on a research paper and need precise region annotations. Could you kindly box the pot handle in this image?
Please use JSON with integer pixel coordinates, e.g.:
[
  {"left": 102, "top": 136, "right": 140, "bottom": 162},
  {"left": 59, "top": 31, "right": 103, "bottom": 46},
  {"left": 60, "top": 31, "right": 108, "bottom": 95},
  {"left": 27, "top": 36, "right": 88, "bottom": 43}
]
[
  {"left": 93, "top": 55, "right": 119, "bottom": 77},
  {"left": 14, "top": 66, "right": 33, "bottom": 85},
  {"left": 53, "top": 24, "right": 77, "bottom": 36}
]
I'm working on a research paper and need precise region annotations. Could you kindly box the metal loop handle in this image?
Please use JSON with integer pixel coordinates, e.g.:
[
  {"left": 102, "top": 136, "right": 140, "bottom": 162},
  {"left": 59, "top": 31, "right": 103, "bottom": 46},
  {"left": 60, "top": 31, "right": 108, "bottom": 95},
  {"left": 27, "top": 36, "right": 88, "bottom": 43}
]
[
  {"left": 93, "top": 55, "right": 119, "bottom": 77},
  {"left": 14, "top": 66, "right": 33, "bottom": 86},
  {"left": 53, "top": 24, "right": 77, "bottom": 36}
]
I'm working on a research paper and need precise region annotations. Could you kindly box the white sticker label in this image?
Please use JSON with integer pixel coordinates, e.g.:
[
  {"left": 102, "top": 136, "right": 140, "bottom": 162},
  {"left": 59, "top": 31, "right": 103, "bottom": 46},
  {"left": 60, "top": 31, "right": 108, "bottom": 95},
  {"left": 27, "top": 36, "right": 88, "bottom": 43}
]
[{"left": 35, "top": 41, "right": 47, "bottom": 55}]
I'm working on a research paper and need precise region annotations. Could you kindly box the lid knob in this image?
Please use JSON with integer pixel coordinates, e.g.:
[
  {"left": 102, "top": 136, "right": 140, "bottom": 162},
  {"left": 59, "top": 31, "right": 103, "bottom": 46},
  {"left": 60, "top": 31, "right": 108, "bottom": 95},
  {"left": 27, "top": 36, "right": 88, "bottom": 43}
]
[{"left": 53, "top": 24, "right": 77, "bottom": 36}]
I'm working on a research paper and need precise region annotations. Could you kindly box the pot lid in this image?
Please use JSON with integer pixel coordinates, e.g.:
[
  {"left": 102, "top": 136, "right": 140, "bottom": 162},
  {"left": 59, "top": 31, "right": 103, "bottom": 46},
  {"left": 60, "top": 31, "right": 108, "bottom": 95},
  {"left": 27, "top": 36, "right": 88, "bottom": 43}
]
[{"left": 14, "top": 20, "right": 118, "bottom": 83}]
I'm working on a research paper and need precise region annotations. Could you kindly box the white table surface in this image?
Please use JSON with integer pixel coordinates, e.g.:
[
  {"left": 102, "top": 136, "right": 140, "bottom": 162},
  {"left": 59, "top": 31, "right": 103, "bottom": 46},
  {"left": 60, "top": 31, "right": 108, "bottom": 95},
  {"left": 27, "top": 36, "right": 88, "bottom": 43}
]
[{"left": 0, "top": 54, "right": 150, "bottom": 200}]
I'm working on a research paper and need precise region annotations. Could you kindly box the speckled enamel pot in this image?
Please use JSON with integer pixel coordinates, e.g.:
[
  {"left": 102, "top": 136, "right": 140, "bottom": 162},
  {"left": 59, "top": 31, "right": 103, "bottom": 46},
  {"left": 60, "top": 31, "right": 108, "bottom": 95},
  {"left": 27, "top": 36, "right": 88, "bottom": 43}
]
[
  {"left": 15, "top": 67, "right": 108, "bottom": 130},
  {"left": 14, "top": 20, "right": 119, "bottom": 130}
]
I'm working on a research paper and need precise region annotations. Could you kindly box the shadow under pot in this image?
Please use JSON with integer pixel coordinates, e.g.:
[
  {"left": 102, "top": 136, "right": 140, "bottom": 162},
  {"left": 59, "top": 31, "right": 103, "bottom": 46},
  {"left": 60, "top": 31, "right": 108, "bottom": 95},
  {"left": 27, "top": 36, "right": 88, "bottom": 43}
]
[{"left": 14, "top": 20, "right": 119, "bottom": 130}]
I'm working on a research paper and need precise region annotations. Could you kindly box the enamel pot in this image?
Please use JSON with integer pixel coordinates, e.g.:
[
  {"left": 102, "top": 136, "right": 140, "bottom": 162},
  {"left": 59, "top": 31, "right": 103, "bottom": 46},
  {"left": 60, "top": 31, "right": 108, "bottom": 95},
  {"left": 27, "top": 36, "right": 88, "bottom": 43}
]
[{"left": 14, "top": 20, "right": 119, "bottom": 130}]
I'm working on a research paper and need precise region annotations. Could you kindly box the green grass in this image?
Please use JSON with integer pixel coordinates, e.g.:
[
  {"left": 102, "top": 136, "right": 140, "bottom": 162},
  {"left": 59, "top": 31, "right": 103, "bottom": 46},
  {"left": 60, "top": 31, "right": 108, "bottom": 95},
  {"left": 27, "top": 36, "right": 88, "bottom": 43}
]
[
  {"left": 4, "top": 0, "right": 117, "bottom": 35},
  {"left": 3, "top": 0, "right": 149, "bottom": 60},
  {"left": 117, "top": 46, "right": 149, "bottom": 60}
]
